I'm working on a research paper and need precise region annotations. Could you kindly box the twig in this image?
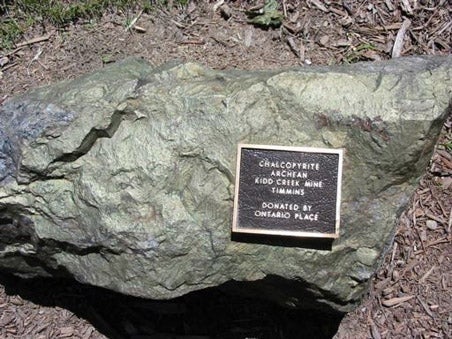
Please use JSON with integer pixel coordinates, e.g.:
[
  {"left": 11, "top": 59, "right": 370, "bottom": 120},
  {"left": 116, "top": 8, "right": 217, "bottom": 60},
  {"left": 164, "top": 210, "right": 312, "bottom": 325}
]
[
  {"left": 434, "top": 21, "right": 452, "bottom": 37},
  {"left": 1, "top": 62, "right": 17, "bottom": 72},
  {"left": 171, "top": 19, "right": 187, "bottom": 29},
  {"left": 282, "top": 0, "right": 287, "bottom": 17},
  {"left": 282, "top": 22, "right": 302, "bottom": 34},
  {"left": 299, "top": 40, "right": 305, "bottom": 63},
  {"left": 419, "top": 265, "right": 436, "bottom": 284},
  {"left": 412, "top": 9, "right": 438, "bottom": 31},
  {"left": 380, "top": 23, "right": 403, "bottom": 30},
  {"left": 126, "top": 9, "right": 144, "bottom": 31},
  {"left": 16, "top": 34, "right": 51, "bottom": 48},
  {"left": 179, "top": 39, "right": 205, "bottom": 45},
  {"left": 132, "top": 25, "right": 146, "bottom": 33},
  {"left": 27, "top": 47, "right": 43, "bottom": 75},
  {"left": 329, "top": 7, "right": 347, "bottom": 17},
  {"left": 414, "top": 236, "right": 451, "bottom": 254},
  {"left": 385, "top": 0, "right": 395, "bottom": 11},
  {"left": 3, "top": 46, "right": 25, "bottom": 57},
  {"left": 355, "top": 24, "right": 402, "bottom": 34},
  {"left": 414, "top": 225, "right": 426, "bottom": 253},
  {"left": 392, "top": 18, "right": 411, "bottom": 58},
  {"left": 375, "top": 7, "right": 387, "bottom": 27},
  {"left": 286, "top": 36, "right": 300, "bottom": 58},
  {"left": 309, "top": 0, "right": 329, "bottom": 12},
  {"left": 37, "top": 59, "right": 48, "bottom": 70},
  {"left": 390, "top": 241, "right": 397, "bottom": 263},
  {"left": 417, "top": 296, "right": 435, "bottom": 318},
  {"left": 210, "top": 36, "right": 235, "bottom": 48},
  {"left": 247, "top": 3, "right": 264, "bottom": 12},
  {"left": 448, "top": 207, "right": 452, "bottom": 233}
]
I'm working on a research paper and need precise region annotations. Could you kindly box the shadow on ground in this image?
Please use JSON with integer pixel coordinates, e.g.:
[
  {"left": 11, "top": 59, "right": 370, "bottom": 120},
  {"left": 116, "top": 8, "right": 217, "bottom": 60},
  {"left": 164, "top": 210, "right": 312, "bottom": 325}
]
[{"left": 0, "top": 273, "right": 343, "bottom": 338}]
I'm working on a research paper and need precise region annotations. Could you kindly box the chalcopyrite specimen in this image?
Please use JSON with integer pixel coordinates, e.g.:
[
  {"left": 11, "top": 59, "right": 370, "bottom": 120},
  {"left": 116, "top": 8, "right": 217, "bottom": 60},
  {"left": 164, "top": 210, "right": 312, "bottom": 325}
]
[{"left": 1, "top": 56, "right": 450, "bottom": 313}]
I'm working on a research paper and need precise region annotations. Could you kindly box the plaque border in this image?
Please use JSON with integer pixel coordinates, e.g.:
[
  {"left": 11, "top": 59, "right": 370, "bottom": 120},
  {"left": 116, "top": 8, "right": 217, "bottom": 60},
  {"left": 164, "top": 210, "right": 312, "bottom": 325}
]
[{"left": 232, "top": 144, "right": 343, "bottom": 239}]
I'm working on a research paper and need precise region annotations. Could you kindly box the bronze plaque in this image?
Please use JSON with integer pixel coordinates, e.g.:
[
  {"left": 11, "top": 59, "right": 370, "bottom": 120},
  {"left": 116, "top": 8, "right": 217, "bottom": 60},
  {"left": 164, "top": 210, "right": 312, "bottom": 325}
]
[{"left": 232, "top": 144, "right": 343, "bottom": 238}]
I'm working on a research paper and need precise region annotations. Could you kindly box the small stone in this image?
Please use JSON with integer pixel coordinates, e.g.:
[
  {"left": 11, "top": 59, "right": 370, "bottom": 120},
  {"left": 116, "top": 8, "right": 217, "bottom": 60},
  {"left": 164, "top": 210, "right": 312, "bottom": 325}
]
[
  {"left": 426, "top": 219, "right": 438, "bottom": 230},
  {"left": 319, "top": 35, "right": 330, "bottom": 46}
]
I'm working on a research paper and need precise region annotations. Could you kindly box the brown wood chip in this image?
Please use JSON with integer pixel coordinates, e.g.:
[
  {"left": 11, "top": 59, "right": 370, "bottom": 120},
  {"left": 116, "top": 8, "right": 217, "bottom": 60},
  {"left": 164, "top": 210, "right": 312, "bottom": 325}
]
[
  {"left": 370, "top": 321, "right": 382, "bottom": 339},
  {"left": 382, "top": 295, "right": 415, "bottom": 307},
  {"left": 58, "top": 326, "right": 75, "bottom": 338},
  {"left": 392, "top": 19, "right": 411, "bottom": 58}
]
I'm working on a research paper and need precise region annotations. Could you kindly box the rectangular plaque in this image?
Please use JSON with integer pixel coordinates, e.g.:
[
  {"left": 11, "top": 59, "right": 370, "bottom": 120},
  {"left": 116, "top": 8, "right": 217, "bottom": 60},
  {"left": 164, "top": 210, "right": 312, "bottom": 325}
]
[{"left": 232, "top": 144, "right": 343, "bottom": 238}]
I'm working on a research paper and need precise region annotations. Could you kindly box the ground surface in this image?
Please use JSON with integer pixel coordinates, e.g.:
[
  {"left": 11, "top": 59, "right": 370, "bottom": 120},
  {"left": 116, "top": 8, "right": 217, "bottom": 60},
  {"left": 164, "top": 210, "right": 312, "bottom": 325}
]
[{"left": 0, "top": 1, "right": 451, "bottom": 338}]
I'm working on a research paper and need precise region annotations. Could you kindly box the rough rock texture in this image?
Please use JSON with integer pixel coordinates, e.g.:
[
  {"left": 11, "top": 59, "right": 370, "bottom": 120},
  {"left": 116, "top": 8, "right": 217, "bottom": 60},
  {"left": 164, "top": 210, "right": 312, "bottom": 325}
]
[{"left": 0, "top": 57, "right": 450, "bottom": 313}]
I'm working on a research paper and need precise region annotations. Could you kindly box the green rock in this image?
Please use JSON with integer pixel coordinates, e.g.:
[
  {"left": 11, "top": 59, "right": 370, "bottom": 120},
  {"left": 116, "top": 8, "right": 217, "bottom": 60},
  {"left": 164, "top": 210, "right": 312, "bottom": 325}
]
[{"left": 0, "top": 56, "right": 450, "bottom": 313}]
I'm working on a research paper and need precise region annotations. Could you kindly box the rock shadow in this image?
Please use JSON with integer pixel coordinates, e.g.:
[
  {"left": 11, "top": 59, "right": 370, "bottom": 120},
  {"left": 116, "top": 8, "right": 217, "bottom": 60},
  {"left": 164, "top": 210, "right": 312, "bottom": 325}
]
[{"left": 0, "top": 273, "right": 344, "bottom": 338}]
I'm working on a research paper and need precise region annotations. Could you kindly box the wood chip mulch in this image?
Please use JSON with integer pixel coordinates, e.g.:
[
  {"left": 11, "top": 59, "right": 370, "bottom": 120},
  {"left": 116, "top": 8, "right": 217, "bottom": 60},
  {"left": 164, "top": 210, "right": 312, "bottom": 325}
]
[{"left": 0, "top": 283, "right": 105, "bottom": 339}]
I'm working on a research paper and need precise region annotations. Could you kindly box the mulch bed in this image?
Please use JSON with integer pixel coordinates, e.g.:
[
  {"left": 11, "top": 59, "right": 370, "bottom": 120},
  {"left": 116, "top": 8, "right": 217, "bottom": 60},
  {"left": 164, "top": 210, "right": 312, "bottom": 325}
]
[{"left": 0, "top": 1, "right": 451, "bottom": 338}]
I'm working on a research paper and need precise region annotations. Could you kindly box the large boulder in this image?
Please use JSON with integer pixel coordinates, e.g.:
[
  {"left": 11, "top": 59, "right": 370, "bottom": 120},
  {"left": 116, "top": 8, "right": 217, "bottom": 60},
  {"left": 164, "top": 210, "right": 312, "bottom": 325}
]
[{"left": 0, "top": 57, "right": 450, "bottom": 313}]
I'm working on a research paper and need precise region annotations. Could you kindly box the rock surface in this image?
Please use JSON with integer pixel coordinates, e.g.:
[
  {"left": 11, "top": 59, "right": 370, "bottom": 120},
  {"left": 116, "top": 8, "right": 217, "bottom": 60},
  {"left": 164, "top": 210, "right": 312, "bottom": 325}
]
[{"left": 0, "top": 57, "right": 450, "bottom": 313}]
